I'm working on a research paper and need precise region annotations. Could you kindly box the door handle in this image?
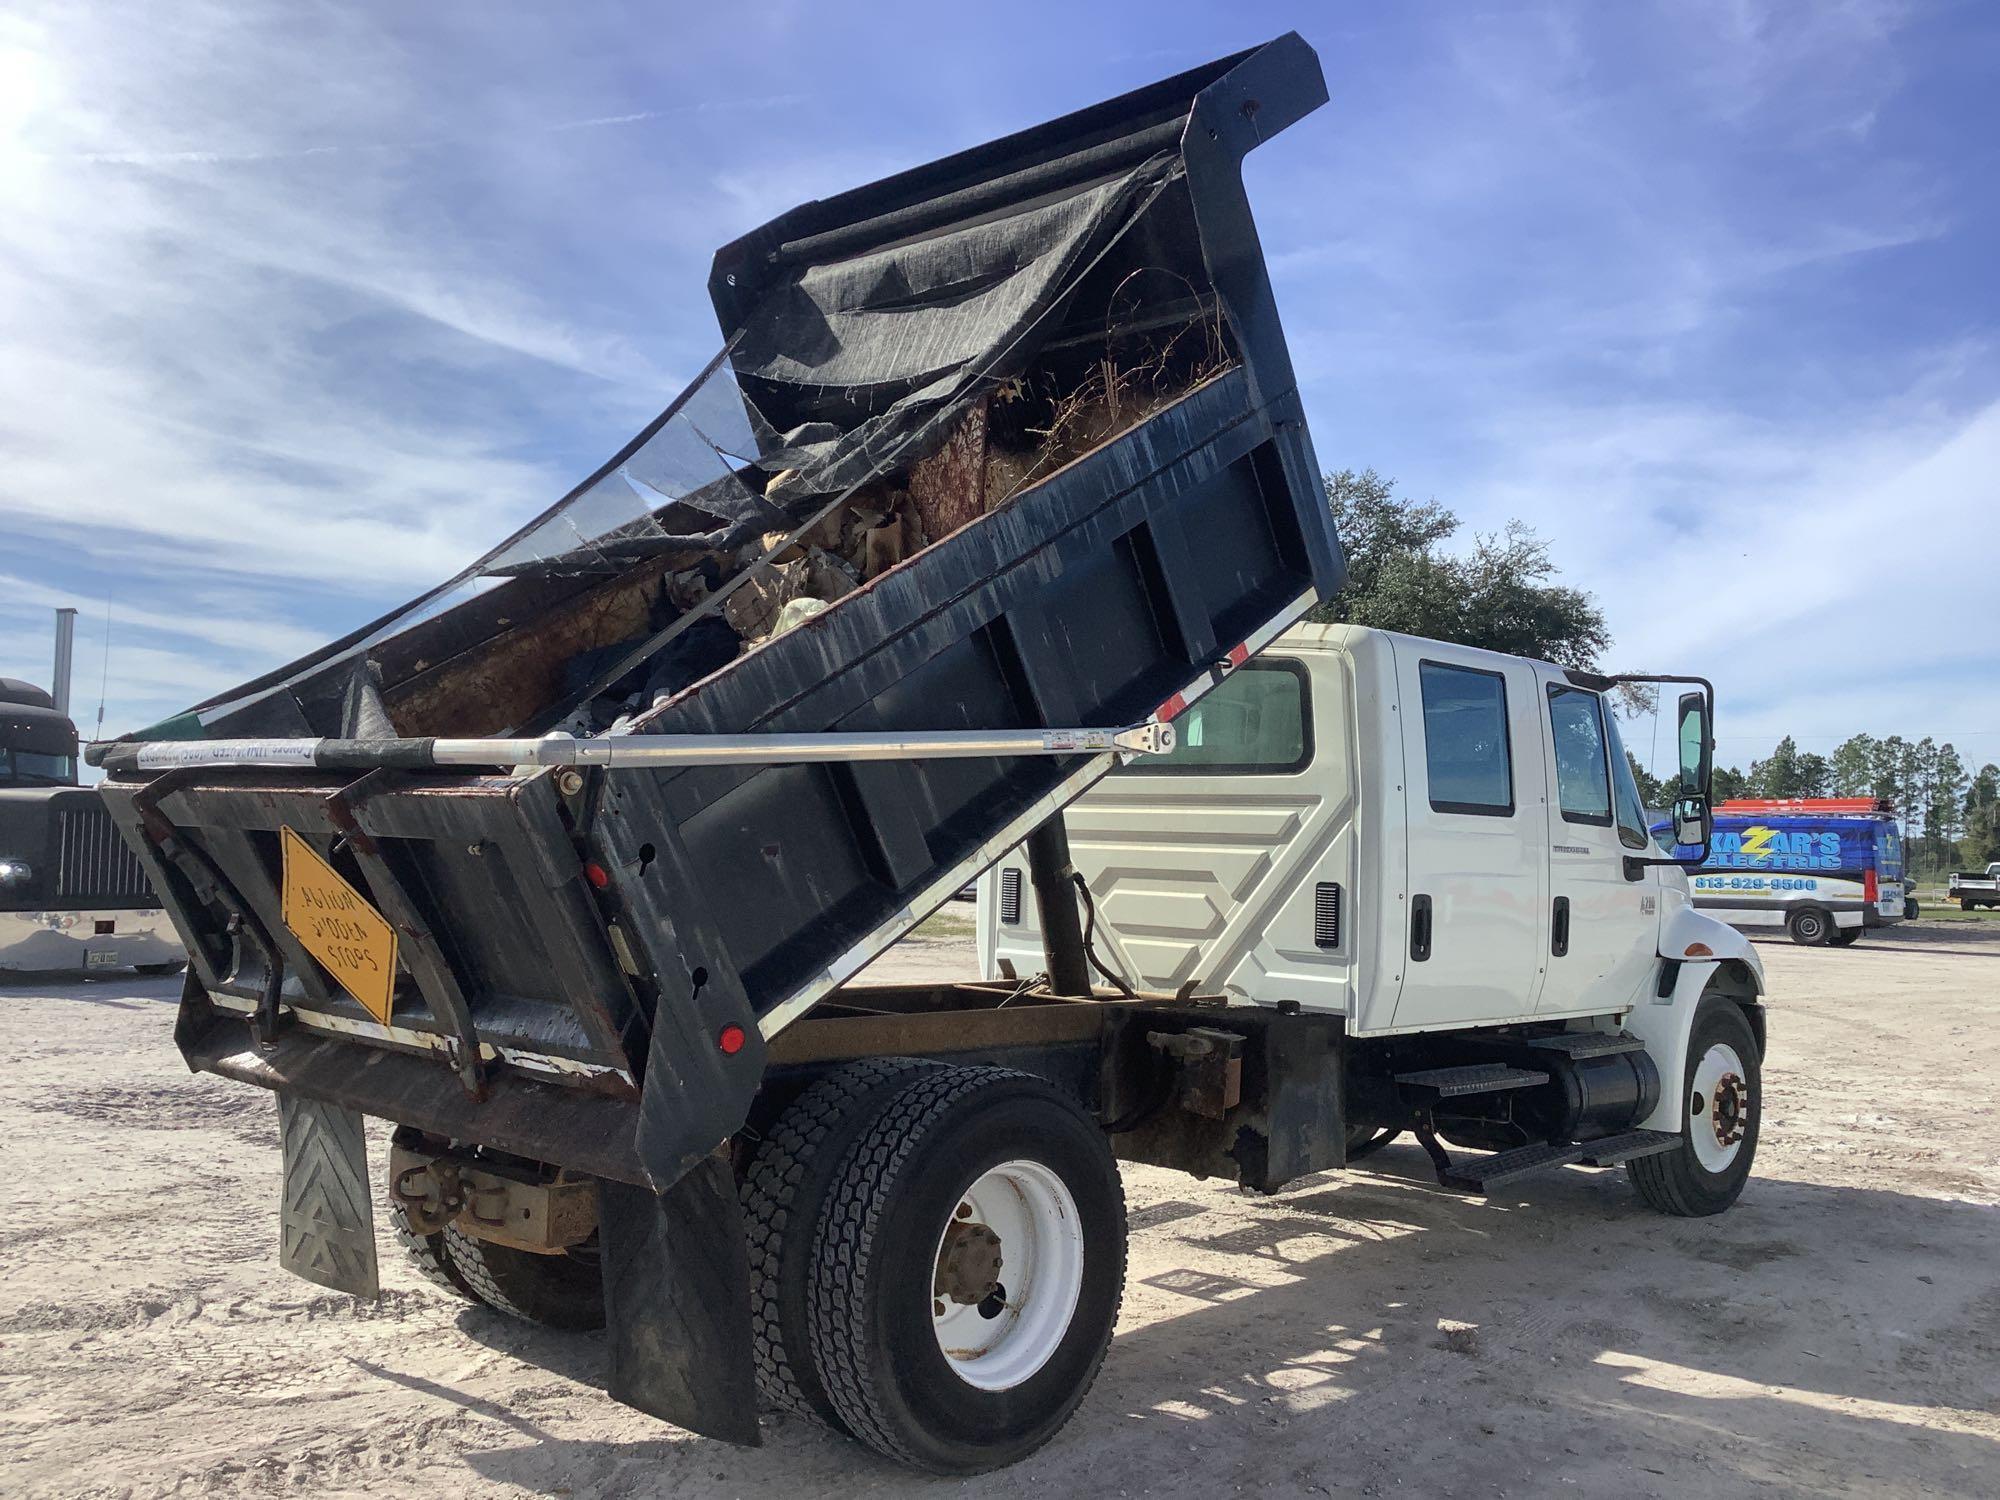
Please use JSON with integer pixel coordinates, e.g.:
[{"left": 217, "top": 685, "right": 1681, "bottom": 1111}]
[
  {"left": 1410, "top": 894, "right": 1433, "bottom": 963},
  {"left": 1551, "top": 896, "right": 1570, "bottom": 958}
]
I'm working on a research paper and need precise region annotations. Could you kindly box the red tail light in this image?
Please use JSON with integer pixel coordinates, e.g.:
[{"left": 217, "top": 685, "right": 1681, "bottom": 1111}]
[{"left": 1864, "top": 868, "right": 1879, "bottom": 903}]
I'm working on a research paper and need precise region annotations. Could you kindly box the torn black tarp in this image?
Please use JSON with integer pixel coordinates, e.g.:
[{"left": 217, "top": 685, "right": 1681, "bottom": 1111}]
[
  {"left": 729, "top": 153, "right": 1182, "bottom": 503},
  {"left": 489, "top": 152, "right": 1181, "bottom": 576},
  {"left": 145, "top": 142, "right": 1203, "bottom": 743}
]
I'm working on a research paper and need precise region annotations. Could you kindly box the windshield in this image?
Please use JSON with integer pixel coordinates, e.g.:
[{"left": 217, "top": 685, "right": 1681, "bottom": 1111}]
[
  {"left": 0, "top": 748, "right": 76, "bottom": 787},
  {"left": 1879, "top": 823, "right": 1904, "bottom": 880}
]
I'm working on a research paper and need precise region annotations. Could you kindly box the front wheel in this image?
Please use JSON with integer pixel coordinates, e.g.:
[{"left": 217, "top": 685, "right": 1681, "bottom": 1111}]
[
  {"left": 1629, "top": 996, "right": 1760, "bottom": 1217},
  {"left": 808, "top": 1066, "right": 1126, "bottom": 1474},
  {"left": 1787, "top": 907, "right": 1832, "bottom": 945}
]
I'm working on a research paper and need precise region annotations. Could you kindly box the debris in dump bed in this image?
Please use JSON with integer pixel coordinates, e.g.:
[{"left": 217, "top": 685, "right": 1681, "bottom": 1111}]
[{"left": 721, "top": 545, "right": 858, "bottom": 642}]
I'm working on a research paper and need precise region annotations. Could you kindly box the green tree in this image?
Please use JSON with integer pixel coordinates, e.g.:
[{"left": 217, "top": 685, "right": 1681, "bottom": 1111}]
[
  {"left": 1829, "top": 733, "right": 1877, "bottom": 797},
  {"left": 1712, "top": 764, "right": 1749, "bottom": 800},
  {"left": 1872, "top": 735, "right": 1910, "bottom": 814},
  {"left": 1964, "top": 764, "right": 2000, "bottom": 867},
  {"left": 1311, "top": 470, "right": 1611, "bottom": 669},
  {"left": 1747, "top": 736, "right": 1829, "bottom": 798},
  {"left": 1626, "top": 751, "right": 1666, "bottom": 808}
]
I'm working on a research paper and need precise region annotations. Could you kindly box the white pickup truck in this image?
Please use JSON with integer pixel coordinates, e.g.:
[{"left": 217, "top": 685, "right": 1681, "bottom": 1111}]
[
  {"left": 1948, "top": 864, "right": 2000, "bottom": 911},
  {"left": 984, "top": 622, "right": 1766, "bottom": 1211}
]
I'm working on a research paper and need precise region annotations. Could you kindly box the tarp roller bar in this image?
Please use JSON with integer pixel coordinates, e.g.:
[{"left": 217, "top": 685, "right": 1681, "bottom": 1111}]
[{"left": 92, "top": 723, "right": 1176, "bottom": 775}]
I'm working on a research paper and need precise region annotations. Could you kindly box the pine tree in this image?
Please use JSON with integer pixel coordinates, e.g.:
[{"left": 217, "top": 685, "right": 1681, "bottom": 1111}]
[
  {"left": 1830, "top": 734, "right": 1877, "bottom": 797},
  {"left": 1965, "top": 765, "right": 2000, "bottom": 868}
]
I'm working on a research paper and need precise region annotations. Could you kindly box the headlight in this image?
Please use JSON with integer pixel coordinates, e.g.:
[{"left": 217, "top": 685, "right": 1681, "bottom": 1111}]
[{"left": 0, "top": 858, "right": 33, "bottom": 885}]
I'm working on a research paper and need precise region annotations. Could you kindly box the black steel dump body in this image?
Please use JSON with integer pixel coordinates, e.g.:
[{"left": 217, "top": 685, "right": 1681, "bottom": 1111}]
[{"left": 97, "top": 36, "right": 1340, "bottom": 1196}]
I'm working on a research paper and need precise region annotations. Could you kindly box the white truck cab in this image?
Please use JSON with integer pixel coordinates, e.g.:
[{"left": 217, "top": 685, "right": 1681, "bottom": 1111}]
[{"left": 982, "top": 625, "right": 1764, "bottom": 1147}]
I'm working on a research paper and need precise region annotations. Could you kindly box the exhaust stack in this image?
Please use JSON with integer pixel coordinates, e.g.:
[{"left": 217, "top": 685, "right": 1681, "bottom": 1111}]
[{"left": 52, "top": 607, "right": 77, "bottom": 718}]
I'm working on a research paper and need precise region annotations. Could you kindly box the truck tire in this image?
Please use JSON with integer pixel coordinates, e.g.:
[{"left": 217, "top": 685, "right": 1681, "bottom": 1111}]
[
  {"left": 808, "top": 1066, "right": 1126, "bottom": 1474},
  {"left": 1827, "top": 927, "right": 1862, "bottom": 947},
  {"left": 1963, "top": 899, "right": 1976, "bottom": 912},
  {"left": 1787, "top": 907, "right": 1832, "bottom": 945},
  {"left": 387, "top": 1200, "right": 479, "bottom": 1301},
  {"left": 1629, "top": 996, "right": 1760, "bottom": 1217},
  {"left": 1904, "top": 896, "right": 1920, "bottom": 921},
  {"left": 742, "top": 1057, "right": 940, "bottom": 1427},
  {"left": 442, "top": 1224, "right": 605, "bottom": 1331}
]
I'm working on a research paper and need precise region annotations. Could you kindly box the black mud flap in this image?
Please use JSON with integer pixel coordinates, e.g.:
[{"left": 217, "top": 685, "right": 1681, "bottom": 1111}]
[
  {"left": 597, "top": 1156, "right": 761, "bottom": 1446},
  {"left": 277, "top": 1094, "right": 380, "bottom": 1298}
]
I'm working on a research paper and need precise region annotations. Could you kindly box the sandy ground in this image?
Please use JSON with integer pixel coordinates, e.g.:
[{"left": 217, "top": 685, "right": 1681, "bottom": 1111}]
[{"left": 3, "top": 921, "right": 1997, "bottom": 1499}]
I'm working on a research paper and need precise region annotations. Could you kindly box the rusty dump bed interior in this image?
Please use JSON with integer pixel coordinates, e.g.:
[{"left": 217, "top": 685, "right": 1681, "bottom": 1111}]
[{"left": 99, "top": 34, "right": 1342, "bottom": 1190}]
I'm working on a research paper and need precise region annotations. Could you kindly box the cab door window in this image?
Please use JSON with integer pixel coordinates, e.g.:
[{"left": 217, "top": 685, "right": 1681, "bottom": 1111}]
[
  {"left": 1418, "top": 661, "right": 1513, "bottom": 815},
  {"left": 1547, "top": 687, "right": 1612, "bottom": 827}
]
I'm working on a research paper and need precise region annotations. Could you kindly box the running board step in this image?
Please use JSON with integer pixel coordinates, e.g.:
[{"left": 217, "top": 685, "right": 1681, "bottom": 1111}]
[
  {"left": 1442, "top": 1129, "right": 1681, "bottom": 1193},
  {"left": 1575, "top": 1129, "right": 1681, "bottom": 1167},
  {"left": 1395, "top": 1064, "right": 1549, "bottom": 1099},
  {"left": 1524, "top": 1031, "right": 1647, "bottom": 1060}
]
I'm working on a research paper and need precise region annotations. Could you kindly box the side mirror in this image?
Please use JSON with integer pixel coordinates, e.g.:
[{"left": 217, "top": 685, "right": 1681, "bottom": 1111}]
[
  {"left": 1673, "top": 794, "right": 1711, "bottom": 852},
  {"left": 1676, "top": 690, "right": 1712, "bottom": 797}
]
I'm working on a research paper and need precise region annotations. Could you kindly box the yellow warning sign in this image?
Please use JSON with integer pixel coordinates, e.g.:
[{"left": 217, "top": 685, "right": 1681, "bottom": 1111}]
[{"left": 279, "top": 825, "right": 398, "bottom": 1025}]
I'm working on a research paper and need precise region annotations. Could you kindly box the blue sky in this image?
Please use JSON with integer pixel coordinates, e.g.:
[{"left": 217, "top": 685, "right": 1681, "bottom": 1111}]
[{"left": 2, "top": 1, "right": 1995, "bottom": 779}]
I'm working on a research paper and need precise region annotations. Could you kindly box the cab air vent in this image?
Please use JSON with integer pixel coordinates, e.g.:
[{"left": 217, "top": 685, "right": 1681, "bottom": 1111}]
[{"left": 1314, "top": 881, "right": 1341, "bottom": 949}]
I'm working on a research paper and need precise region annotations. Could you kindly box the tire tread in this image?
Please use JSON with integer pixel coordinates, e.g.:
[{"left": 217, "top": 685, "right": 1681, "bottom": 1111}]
[
  {"left": 387, "top": 1200, "right": 478, "bottom": 1301},
  {"left": 808, "top": 1066, "right": 1125, "bottom": 1471},
  {"left": 741, "top": 1057, "right": 939, "bottom": 1423},
  {"left": 442, "top": 1223, "right": 604, "bottom": 1329}
]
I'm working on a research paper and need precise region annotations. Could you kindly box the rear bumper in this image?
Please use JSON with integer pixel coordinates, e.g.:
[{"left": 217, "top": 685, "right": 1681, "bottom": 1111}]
[{"left": 0, "top": 906, "right": 183, "bottom": 972}]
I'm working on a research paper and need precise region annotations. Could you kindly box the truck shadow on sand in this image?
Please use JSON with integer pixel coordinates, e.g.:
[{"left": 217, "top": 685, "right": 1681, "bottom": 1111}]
[{"left": 434, "top": 1163, "right": 1999, "bottom": 1496}]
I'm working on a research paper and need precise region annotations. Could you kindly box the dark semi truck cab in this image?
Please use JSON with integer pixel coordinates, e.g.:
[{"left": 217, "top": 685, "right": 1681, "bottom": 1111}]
[{"left": 1, "top": 677, "right": 177, "bottom": 973}]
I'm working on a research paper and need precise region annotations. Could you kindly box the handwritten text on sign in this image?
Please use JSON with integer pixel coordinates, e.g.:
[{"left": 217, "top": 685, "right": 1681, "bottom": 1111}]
[{"left": 279, "top": 826, "right": 399, "bottom": 1026}]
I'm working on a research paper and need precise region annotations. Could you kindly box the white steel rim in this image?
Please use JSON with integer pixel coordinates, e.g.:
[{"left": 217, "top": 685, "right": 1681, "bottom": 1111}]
[
  {"left": 930, "top": 1158, "right": 1084, "bottom": 1391},
  {"left": 1689, "top": 1042, "right": 1750, "bottom": 1173}
]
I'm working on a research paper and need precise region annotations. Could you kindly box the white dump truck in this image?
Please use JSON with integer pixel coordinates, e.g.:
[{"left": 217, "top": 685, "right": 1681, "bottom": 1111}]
[{"left": 90, "top": 37, "right": 1761, "bottom": 1476}]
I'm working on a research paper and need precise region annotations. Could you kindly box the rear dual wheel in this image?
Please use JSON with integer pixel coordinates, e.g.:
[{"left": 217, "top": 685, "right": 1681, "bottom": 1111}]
[
  {"left": 441, "top": 1224, "right": 605, "bottom": 1330},
  {"left": 386, "top": 1180, "right": 604, "bottom": 1330},
  {"left": 752, "top": 1063, "right": 1126, "bottom": 1474}
]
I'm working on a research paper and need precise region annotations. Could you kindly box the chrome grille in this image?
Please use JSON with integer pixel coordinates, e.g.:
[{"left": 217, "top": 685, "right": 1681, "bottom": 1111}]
[{"left": 56, "top": 805, "right": 155, "bottom": 902}]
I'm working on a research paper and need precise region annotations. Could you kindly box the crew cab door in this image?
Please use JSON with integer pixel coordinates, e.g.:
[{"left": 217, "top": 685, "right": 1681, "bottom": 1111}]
[
  {"left": 1387, "top": 639, "right": 1548, "bottom": 1029},
  {"left": 1534, "top": 677, "right": 1661, "bottom": 1015}
]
